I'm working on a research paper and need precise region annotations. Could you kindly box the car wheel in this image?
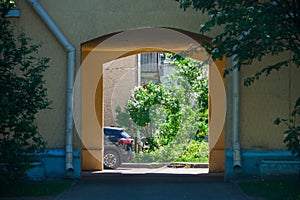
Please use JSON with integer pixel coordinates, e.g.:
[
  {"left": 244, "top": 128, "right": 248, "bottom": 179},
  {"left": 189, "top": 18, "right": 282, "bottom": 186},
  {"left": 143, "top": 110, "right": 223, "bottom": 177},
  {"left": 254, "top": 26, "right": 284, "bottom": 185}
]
[{"left": 104, "top": 150, "right": 121, "bottom": 169}]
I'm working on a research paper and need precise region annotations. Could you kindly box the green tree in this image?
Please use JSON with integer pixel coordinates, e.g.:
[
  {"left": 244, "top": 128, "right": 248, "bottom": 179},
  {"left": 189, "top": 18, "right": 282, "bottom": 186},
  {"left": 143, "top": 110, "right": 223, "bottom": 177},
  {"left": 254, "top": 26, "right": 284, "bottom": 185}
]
[
  {"left": 127, "top": 82, "right": 181, "bottom": 150},
  {"left": 115, "top": 106, "right": 138, "bottom": 136},
  {"left": 176, "top": 0, "right": 300, "bottom": 88},
  {"left": 0, "top": 1, "right": 50, "bottom": 182},
  {"left": 175, "top": 0, "right": 300, "bottom": 159},
  {"left": 125, "top": 54, "right": 209, "bottom": 162},
  {"left": 177, "top": 0, "right": 299, "bottom": 81},
  {"left": 167, "top": 54, "right": 208, "bottom": 142}
]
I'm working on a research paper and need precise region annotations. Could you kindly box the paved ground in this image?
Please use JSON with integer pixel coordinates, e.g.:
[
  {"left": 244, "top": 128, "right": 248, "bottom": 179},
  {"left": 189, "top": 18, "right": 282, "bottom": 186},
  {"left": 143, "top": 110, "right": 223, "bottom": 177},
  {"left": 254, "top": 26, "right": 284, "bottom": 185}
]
[
  {"left": 89, "top": 163, "right": 210, "bottom": 175},
  {"left": 57, "top": 164, "right": 251, "bottom": 200}
]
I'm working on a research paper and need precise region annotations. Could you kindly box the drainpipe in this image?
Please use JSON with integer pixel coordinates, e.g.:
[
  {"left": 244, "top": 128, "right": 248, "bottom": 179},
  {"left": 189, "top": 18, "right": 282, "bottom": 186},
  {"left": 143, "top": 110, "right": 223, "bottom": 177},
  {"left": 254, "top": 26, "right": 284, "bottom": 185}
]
[
  {"left": 232, "top": 54, "right": 241, "bottom": 168},
  {"left": 27, "top": 0, "right": 75, "bottom": 176},
  {"left": 137, "top": 54, "right": 141, "bottom": 86},
  {"left": 231, "top": 29, "right": 252, "bottom": 168}
]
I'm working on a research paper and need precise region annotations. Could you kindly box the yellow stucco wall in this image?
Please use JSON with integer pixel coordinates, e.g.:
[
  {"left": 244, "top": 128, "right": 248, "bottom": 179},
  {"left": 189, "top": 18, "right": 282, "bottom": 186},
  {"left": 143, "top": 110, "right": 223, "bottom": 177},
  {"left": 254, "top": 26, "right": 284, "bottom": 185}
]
[
  {"left": 225, "top": 53, "right": 300, "bottom": 150},
  {"left": 15, "top": 0, "right": 208, "bottom": 149},
  {"left": 15, "top": 0, "right": 67, "bottom": 148}
]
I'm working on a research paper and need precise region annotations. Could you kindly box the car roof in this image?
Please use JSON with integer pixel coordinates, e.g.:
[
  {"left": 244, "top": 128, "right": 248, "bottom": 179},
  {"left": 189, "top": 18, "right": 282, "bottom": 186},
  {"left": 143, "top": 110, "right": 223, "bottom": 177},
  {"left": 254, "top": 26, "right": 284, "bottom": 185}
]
[{"left": 104, "top": 126, "right": 124, "bottom": 131}]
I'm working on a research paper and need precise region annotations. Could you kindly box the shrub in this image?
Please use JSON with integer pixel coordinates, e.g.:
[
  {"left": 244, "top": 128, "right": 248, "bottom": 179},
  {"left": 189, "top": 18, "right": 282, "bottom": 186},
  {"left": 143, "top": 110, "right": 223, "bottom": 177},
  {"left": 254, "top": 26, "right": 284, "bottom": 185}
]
[{"left": 0, "top": 2, "right": 50, "bottom": 182}]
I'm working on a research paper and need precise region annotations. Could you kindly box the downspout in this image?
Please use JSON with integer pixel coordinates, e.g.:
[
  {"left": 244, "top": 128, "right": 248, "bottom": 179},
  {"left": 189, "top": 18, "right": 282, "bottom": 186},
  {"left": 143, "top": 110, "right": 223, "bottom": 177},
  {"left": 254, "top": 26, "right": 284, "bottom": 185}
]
[
  {"left": 231, "top": 29, "right": 252, "bottom": 168},
  {"left": 232, "top": 54, "right": 241, "bottom": 168},
  {"left": 27, "top": 0, "right": 75, "bottom": 175}
]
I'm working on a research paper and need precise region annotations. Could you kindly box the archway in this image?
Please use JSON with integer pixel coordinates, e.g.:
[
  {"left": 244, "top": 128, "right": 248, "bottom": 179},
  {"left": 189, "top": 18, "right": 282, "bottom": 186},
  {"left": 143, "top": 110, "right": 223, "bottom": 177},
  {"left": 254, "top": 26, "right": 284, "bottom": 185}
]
[{"left": 79, "top": 27, "right": 226, "bottom": 173}]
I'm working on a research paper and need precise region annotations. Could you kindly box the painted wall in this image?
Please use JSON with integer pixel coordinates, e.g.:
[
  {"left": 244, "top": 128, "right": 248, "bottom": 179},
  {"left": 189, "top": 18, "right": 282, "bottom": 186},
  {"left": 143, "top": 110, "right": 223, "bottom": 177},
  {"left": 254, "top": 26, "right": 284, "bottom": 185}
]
[
  {"left": 225, "top": 53, "right": 300, "bottom": 150},
  {"left": 224, "top": 53, "right": 300, "bottom": 179},
  {"left": 14, "top": 0, "right": 209, "bottom": 150}
]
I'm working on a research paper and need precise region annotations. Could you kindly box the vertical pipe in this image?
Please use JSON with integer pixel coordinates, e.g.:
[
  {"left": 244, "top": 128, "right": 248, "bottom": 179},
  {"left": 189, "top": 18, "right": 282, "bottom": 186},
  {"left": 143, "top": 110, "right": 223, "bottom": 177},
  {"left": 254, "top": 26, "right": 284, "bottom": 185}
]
[
  {"left": 231, "top": 29, "right": 252, "bottom": 168},
  {"left": 232, "top": 55, "right": 241, "bottom": 168},
  {"left": 137, "top": 54, "right": 141, "bottom": 86},
  {"left": 27, "top": 0, "right": 75, "bottom": 176}
]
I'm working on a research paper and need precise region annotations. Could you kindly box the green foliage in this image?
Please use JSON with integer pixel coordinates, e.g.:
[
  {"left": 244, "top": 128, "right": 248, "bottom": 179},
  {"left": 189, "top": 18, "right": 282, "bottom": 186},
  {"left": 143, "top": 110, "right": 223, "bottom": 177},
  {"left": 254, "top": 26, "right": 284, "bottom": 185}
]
[
  {"left": 0, "top": 4, "right": 50, "bottom": 182},
  {"left": 0, "top": 0, "right": 15, "bottom": 17},
  {"left": 175, "top": 140, "right": 208, "bottom": 162},
  {"left": 274, "top": 97, "right": 300, "bottom": 159},
  {"left": 133, "top": 141, "right": 208, "bottom": 163},
  {"left": 115, "top": 106, "right": 139, "bottom": 137},
  {"left": 167, "top": 54, "right": 208, "bottom": 141},
  {"left": 176, "top": 0, "right": 300, "bottom": 84},
  {"left": 127, "top": 82, "right": 181, "bottom": 148},
  {"left": 176, "top": 0, "right": 300, "bottom": 161},
  {"left": 124, "top": 54, "right": 208, "bottom": 161}
]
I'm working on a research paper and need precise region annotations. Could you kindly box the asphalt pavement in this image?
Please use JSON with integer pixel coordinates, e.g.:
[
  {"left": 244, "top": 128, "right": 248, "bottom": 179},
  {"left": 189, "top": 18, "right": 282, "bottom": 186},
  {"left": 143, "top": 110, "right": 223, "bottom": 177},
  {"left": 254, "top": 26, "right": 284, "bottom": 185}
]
[{"left": 57, "top": 164, "right": 251, "bottom": 200}]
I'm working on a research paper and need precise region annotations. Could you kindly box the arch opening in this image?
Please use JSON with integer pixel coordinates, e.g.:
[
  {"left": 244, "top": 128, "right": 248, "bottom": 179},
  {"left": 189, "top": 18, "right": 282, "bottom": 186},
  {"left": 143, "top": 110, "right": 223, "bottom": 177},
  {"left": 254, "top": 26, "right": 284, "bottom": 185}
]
[
  {"left": 104, "top": 52, "right": 209, "bottom": 166},
  {"left": 77, "top": 27, "right": 226, "bottom": 174}
]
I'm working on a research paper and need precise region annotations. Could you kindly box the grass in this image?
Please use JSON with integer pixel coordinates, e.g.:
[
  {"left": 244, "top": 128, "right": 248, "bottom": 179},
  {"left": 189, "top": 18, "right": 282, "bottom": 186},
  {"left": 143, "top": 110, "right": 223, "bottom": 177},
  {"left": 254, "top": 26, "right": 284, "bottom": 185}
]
[
  {"left": 0, "top": 180, "right": 73, "bottom": 198},
  {"left": 238, "top": 179, "right": 300, "bottom": 200}
]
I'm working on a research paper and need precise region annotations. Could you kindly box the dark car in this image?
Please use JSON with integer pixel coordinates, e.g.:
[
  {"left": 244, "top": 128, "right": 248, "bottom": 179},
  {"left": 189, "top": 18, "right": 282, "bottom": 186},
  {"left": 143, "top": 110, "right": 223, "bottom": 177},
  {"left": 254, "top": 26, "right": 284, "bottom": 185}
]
[{"left": 103, "top": 127, "right": 133, "bottom": 169}]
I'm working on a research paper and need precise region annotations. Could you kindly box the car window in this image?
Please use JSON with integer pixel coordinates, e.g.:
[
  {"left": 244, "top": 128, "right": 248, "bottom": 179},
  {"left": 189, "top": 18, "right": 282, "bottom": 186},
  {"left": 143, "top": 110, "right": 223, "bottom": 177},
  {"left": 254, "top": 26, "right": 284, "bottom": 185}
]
[
  {"left": 120, "top": 131, "right": 131, "bottom": 138},
  {"left": 104, "top": 128, "right": 131, "bottom": 138},
  {"left": 104, "top": 129, "right": 111, "bottom": 135},
  {"left": 104, "top": 129, "right": 117, "bottom": 136}
]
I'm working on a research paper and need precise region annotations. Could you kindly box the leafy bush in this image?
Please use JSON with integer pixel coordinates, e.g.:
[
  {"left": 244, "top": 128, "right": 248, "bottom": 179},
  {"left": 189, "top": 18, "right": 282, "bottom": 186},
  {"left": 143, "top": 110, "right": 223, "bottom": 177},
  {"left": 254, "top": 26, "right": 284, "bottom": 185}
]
[
  {"left": 275, "top": 97, "right": 300, "bottom": 160},
  {"left": 175, "top": 140, "right": 208, "bottom": 162},
  {"left": 127, "top": 82, "right": 181, "bottom": 148},
  {"left": 0, "top": 3, "right": 50, "bottom": 182},
  {"left": 132, "top": 141, "right": 208, "bottom": 163},
  {"left": 122, "top": 53, "right": 209, "bottom": 161}
]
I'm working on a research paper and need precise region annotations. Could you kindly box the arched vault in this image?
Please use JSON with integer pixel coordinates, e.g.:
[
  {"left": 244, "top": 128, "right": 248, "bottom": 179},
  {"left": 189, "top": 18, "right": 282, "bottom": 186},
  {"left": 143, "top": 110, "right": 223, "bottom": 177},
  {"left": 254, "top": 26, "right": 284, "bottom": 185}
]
[{"left": 78, "top": 27, "right": 226, "bottom": 172}]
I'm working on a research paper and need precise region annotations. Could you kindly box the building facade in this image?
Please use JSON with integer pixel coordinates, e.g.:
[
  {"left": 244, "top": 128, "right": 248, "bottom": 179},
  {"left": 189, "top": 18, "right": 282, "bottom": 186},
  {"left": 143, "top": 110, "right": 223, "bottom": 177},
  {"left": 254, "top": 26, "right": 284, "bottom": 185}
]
[{"left": 7, "top": 0, "right": 300, "bottom": 180}]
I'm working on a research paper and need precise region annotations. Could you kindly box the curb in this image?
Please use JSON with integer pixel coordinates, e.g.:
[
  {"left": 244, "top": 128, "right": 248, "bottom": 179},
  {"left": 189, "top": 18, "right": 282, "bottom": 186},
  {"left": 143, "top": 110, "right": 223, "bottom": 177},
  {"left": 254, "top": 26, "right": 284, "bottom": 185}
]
[
  {"left": 168, "top": 162, "right": 208, "bottom": 168},
  {"left": 121, "top": 162, "right": 208, "bottom": 169}
]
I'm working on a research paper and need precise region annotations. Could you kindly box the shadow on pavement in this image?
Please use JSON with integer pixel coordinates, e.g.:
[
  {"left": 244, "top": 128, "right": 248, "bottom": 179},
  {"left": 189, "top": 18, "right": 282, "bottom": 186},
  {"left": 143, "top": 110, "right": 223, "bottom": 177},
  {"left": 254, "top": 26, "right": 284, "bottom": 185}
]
[{"left": 81, "top": 164, "right": 224, "bottom": 183}]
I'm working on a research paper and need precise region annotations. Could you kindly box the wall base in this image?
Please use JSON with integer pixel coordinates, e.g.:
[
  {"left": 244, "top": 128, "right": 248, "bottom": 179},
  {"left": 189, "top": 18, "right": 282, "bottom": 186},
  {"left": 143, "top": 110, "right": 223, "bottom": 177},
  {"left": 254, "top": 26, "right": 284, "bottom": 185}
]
[
  {"left": 225, "top": 150, "right": 300, "bottom": 181},
  {"left": 260, "top": 159, "right": 300, "bottom": 179},
  {"left": 27, "top": 149, "right": 81, "bottom": 181}
]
